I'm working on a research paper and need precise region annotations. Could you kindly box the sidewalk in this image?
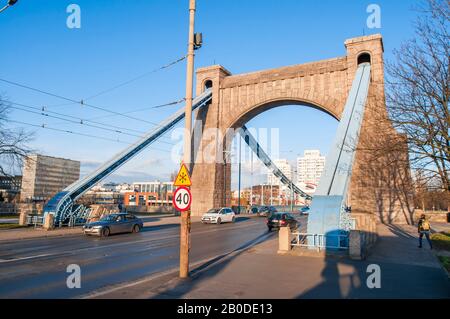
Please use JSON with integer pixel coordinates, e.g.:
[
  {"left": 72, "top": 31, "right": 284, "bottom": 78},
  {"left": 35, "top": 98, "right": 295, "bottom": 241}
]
[
  {"left": 91, "top": 223, "right": 450, "bottom": 299},
  {"left": 0, "top": 214, "right": 190, "bottom": 242},
  {"left": 431, "top": 222, "right": 450, "bottom": 234}
]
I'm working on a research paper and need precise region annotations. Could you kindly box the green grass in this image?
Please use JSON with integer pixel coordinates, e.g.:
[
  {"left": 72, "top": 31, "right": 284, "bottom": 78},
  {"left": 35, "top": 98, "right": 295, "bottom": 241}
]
[
  {"left": 0, "top": 214, "right": 19, "bottom": 219},
  {"left": 437, "top": 256, "right": 450, "bottom": 273},
  {"left": 431, "top": 232, "right": 450, "bottom": 251},
  {"left": 0, "top": 223, "right": 26, "bottom": 230}
]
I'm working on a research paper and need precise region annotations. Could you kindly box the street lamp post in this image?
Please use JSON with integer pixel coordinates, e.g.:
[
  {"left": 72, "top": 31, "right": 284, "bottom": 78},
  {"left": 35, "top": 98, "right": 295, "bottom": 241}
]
[
  {"left": 250, "top": 151, "right": 253, "bottom": 206},
  {"left": 180, "top": 0, "right": 196, "bottom": 279},
  {"left": 238, "top": 137, "right": 242, "bottom": 213},
  {"left": 223, "top": 150, "right": 232, "bottom": 207},
  {"left": 0, "top": 0, "right": 18, "bottom": 14}
]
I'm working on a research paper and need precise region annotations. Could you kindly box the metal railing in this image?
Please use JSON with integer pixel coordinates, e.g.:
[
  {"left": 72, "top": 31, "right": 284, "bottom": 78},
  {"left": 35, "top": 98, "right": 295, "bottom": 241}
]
[
  {"left": 291, "top": 232, "right": 349, "bottom": 250},
  {"left": 26, "top": 215, "right": 44, "bottom": 228}
]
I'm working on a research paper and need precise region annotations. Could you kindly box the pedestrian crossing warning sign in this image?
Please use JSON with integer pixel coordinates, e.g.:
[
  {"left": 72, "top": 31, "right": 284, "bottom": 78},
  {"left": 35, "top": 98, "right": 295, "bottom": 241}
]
[{"left": 174, "top": 163, "right": 192, "bottom": 187}]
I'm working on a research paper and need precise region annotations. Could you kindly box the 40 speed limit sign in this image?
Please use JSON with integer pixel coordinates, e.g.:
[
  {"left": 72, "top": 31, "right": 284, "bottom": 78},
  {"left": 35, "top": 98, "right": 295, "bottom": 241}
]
[{"left": 172, "top": 186, "right": 192, "bottom": 212}]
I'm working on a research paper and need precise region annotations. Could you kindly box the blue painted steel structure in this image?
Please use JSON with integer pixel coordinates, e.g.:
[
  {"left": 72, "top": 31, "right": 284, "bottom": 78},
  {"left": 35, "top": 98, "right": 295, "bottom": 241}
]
[
  {"left": 239, "top": 125, "right": 312, "bottom": 200},
  {"left": 306, "top": 62, "right": 371, "bottom": 249},
  {"left": 44, "top": 62, "right": 370, "bottom": 236},
  {"left": 44, "top": 90, "right": 212, "bottom": 226}
]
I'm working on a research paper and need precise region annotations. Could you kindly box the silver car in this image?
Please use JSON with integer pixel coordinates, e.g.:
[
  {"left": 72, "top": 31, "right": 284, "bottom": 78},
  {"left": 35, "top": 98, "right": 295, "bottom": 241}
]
[{"left": 83, "top": 213, "right": 143, "bottom": 237}]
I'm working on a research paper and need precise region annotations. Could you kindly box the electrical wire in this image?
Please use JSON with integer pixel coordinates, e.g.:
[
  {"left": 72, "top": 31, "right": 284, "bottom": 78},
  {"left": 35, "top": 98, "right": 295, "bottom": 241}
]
[
  {"left": 7, "top": 102, "right": 177, "bottom": 146},
  {"left": 83, "top": 55, "right": 186, "bottom": 101},
  {"left": 0, "top": 77, "right": 182, "bottom": 127},
  {"left": 7, "top": 119, "right": 174, "bottom": 154}
]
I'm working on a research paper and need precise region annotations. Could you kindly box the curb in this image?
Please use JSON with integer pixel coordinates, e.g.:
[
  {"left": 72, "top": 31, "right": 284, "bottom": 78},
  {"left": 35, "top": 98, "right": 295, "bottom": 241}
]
[
  {"left": 80, "top": 231, "right": 273, "bottom": 299},
  {"left": 435, "top": 254, "right": 450, "bottom": 281}
]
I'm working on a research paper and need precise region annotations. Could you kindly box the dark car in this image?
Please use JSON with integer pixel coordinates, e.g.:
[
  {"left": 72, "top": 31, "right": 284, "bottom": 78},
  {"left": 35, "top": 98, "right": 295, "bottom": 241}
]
[
  {"left": 257, "top": 206, "right": 277, "bottom": 217},
  {"left": 248, "top": 205, "right": 259, "bottom": 214},
  {"left": 83, "top": 213, "right": 143, "bottom": 237},
  {"left": 299, "top": 206, "right": 310, "bottom": 215},
  {"left": 266, "top": 212, "right": 298, "bottom": 232}
]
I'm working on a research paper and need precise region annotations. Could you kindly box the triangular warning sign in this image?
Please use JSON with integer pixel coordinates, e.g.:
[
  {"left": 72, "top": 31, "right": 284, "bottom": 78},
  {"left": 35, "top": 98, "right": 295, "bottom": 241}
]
[{"left": 174, "top": 163, "right": 192, "bottom": 187}]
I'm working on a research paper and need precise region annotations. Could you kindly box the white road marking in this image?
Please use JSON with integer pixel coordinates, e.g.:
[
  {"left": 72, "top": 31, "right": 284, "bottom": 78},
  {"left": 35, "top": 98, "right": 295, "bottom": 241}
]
[{"left": 0, "top": 253, "right": 54, "bottom": 264}]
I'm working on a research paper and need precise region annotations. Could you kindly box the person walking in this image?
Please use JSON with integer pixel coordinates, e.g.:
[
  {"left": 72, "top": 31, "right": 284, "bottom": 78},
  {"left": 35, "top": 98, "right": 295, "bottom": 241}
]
[{"left": 417, "top": 214, "right": 433, "bottom": 249}]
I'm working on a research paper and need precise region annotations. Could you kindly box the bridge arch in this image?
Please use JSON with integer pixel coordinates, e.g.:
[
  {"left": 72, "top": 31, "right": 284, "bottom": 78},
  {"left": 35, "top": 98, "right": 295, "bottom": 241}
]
[
  {"left": 228, "top": 97, "right": 340, "bottom": 132},
  {"left": 190, "top": 34, "right": 414, "bottom": 225}
]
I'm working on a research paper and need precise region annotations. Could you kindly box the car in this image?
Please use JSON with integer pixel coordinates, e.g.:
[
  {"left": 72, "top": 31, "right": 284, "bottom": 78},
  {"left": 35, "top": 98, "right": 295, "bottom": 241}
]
[
  {"left": 201, "top": 207, "right": 236, "bottom": 224},
  {"left": 83, "top": 213, "right": 143, "bottom": 237},
  {"left": 257, "top": 206, "right": 277, "bottom": 217},
  {"left": 266, "top": 212, "right": 298, "bottom": 232},
  {"left": 299, "top": 206, "right": 310, "bottom": 215},
  {"left": 248, "top": 205, "right": 259, "bottom": 214}
]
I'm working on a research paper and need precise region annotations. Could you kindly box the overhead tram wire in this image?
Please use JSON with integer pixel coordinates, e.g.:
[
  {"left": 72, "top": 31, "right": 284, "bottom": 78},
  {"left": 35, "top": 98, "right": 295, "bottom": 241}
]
[
  {"left": 86, "top": 98, "right": 185, "bottom": 121},
  {"left": 8, "top": 119, "right": 174, "bottom": 154},
  {"left": 82, "top": 55, "right": 187, "bottom": 101},
  {"left": 0, "top": 78, "right": 183, "bottom": 129},
  {"left": 9, "top": 104, "right": 145, "bottom": 140},
  {"left": 41, "top": 55, "right": 186, "bottom": 109},
  {"left": 6, "top": 100, "right": 177, "bottom": 145}
]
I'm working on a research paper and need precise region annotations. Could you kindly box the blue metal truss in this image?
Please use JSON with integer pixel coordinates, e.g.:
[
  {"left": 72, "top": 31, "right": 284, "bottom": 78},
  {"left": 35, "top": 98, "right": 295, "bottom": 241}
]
[
  {"left": 44, "top": 90, "right": 212, "bottom": 226},
  {"left": 239, "top": 125, "right": 312, "bottom": 200},
  {"left": 307, "top": 62, "right": 372, "bottom": 249}
]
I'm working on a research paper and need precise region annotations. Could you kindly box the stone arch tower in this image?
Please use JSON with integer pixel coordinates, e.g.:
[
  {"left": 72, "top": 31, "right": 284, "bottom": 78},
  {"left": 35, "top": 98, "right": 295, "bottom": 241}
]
[{"left": 190, "top": 34, "right": 414, "bottom": 224}]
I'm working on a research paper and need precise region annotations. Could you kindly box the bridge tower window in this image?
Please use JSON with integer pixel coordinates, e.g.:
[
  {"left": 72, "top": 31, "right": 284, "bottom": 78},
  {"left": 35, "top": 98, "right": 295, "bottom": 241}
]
[
  {"left": 357, "top": 53, "right": 371, "bottom": 65},
  {"left": 204, "top": 80, "right": 213, "bottom": 91}
]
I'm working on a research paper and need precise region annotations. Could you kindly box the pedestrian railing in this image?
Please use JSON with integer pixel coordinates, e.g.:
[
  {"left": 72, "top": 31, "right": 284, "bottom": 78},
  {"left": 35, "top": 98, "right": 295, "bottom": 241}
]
[
  {"left": 291, "top": 232, "right": 349, "bottom": 250},
  {"left": 26, "top": 215, "right": 44, "bottom": 228}
]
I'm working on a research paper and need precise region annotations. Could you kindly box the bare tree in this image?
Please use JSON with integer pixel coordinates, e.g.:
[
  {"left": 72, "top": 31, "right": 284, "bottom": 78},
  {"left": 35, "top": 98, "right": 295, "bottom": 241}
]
[
  {"left": 0, "top": 96, "right": 33, "bottom": 185},
  {"left": 386, "top": 0, "right": 449, "bottom": 195}
]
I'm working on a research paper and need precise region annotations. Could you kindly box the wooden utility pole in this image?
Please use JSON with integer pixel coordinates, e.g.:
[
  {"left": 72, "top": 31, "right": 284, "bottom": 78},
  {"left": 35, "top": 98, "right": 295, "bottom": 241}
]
[{"left": 180, "top": 0, "right": 196, "bottom": 279}]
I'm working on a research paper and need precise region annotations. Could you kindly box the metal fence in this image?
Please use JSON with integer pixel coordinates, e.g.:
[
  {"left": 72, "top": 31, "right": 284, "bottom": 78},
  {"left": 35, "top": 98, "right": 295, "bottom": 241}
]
[
  {"left": 26, "top": 215, "right": 44, "bottom": 228},
  {"left": 291, "top": 232, "right": 349, "bottom": 250}
]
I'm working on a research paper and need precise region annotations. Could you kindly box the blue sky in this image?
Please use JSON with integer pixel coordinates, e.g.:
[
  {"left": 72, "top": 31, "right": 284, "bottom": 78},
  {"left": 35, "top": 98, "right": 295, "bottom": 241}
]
[{"left": 0, "top": 0, "right": 419, "bottom": 186}]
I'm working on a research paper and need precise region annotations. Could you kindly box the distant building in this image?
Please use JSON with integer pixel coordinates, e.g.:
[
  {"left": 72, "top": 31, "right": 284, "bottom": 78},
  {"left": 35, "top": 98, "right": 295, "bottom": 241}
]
[
  {"left": 0, "top": 175, "right": 22, "bottom": 202},
  {"left": 124, "top": 181, "right": 175, "bottom": 207},
  {"left": 20, "top": 154, "right": 80, "bottom": 202},
  {"left": 81, "top": 183, "right": 133, "bottom": 206},
  {"left": 297, "top": 150, "right": 326, "bottom": 187},
  {"left": 267, "top": 159, "right": 294, "bottom": 186}
]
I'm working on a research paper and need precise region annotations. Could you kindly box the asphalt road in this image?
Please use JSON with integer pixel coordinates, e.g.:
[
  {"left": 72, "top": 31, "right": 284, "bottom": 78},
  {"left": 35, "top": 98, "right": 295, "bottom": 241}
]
[{"left": 0, "top": 215, "right": 284, "bottom": 298}]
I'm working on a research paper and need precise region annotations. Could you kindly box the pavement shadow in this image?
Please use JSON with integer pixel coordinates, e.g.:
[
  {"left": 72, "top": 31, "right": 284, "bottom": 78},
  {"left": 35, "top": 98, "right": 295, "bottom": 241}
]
[
  {"left": 294, "top": 230, "right": 365, "bottom": 299},
  {"left": 385, "top": 224, "right": 416, "bottom": 239},
  {"left": 140, "top": 223, "right": 179, "bottom": 233},
  {"left": 296, "top": 227, "right": 450, "bottom": 299},
  {"left": 234, "top": 216, "right": 251, "bottom": 223},
  {"left": 150, "top": 231, "right": 277, "bottom": 299}
]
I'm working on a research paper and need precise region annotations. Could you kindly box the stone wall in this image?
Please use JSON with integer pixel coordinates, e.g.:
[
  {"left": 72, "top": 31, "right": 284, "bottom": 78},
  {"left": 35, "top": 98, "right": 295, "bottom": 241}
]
[
  {"left": 414, "top": 210, "right": 449, "bottom": 223},
  {"left": 190, "top": 34, "right": 414, "bottom": 225}
]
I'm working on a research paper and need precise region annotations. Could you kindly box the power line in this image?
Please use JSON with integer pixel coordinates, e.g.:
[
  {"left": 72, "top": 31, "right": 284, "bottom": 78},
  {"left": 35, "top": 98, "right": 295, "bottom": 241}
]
[
  {"left": 87, "top": 98, "right": 185, "bottom": 121},
  {"left": 9, "top": 104, "right": 143, "bottom": 139},
  {"left": 8, "top": 119, "right": 174, "bottom": 154},
  {"left": 7, "top": 101, "right": 177, "bottom": 146},
  {"left": 83, "top": 55, "right": 187, "bottom": 101},
  {"left": 9, "top": 119, "right": 131, "bottom": 144},
  {"left": 7, "top": 100, "right": 178, "bottom": 142},
  {"left": 0, "top": 77, "right": 182, "bottom": 127}
]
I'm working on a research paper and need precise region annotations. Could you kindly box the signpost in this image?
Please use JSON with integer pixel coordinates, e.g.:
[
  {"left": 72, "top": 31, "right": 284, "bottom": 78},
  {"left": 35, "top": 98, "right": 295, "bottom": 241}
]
[
  {"left": 174, "top": 163, "right": 192, "bottom": 278},
  {"left": 172, "top": 186, "right": 192, "bottom": 212}
]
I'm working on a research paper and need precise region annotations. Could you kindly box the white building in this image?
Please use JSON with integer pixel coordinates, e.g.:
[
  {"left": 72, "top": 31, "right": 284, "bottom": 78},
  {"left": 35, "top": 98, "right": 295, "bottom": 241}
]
[
  {"left": 267, "top": 159, "right": 294, "bottom": 186},
  {"left": 297, "top": 150, "right": 326, "bottom": 187}
]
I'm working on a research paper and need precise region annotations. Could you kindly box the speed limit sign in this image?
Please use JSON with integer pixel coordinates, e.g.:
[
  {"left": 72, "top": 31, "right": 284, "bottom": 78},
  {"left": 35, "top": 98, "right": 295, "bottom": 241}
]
[{"left": 172, "top": 186, "right": 192, "bottom": 212}]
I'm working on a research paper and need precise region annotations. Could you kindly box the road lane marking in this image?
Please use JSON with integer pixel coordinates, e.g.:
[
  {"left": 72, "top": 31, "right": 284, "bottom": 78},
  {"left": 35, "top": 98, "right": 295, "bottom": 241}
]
[
  {"left": 0, "top": 253, "right": 54, "bottom": 264},
  {"left": 78, "top": 230, "right": 274, "bottom": 299},
  {"left": 0, "top": 220, "right": 265, "bottom": 264}
]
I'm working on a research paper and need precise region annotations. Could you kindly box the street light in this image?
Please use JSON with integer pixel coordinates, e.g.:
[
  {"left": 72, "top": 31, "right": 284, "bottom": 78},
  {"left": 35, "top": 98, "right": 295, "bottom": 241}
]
[
  {"left": 0, "top": 0, "right": 18, "bottom": 14},
  {"left": 223, "top": 150, "right": 232, "bottom": 207}
]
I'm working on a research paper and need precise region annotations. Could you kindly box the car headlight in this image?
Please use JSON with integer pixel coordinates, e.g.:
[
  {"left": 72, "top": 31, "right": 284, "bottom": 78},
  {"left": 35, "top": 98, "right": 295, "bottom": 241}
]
[{"left": 92, "top": 226, "right": 103, "bottom": 229}]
